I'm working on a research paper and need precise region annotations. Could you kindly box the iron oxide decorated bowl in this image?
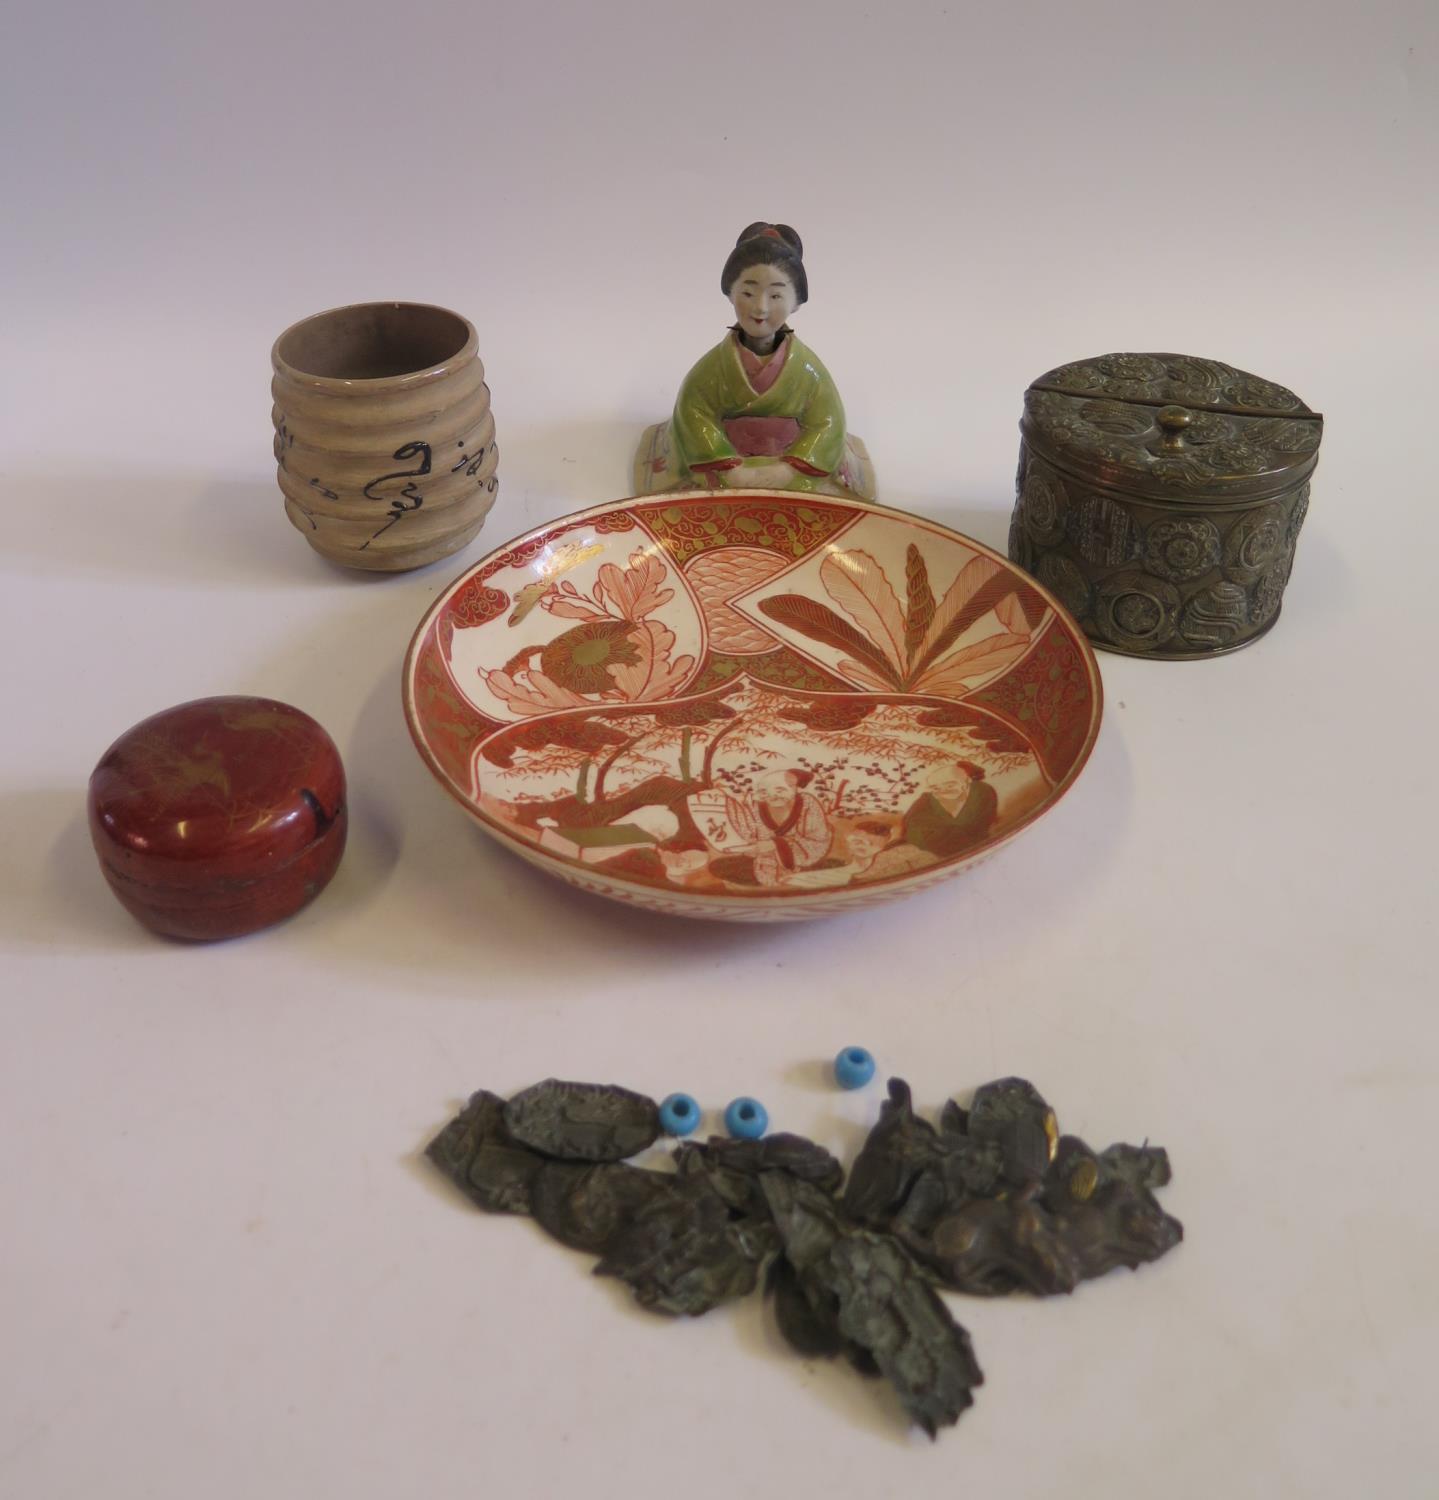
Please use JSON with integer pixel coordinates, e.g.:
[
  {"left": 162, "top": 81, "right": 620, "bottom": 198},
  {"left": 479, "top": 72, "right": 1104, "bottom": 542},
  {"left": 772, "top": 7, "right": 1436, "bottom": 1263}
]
[{"left": 403, "top": 491, "right": 1102, "bottom": 921}]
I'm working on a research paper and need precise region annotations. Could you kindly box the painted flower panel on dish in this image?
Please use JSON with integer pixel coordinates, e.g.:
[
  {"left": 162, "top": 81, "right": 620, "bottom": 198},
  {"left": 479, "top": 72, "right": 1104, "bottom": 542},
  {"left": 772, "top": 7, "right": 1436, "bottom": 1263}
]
[{"left": 446, "top": 538, "right": 705, "bottom": 721}]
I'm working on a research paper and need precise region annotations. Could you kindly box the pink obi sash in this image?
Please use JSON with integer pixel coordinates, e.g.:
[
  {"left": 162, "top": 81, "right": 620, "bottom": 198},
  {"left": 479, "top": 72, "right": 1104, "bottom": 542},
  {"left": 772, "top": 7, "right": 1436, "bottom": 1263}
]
[{"left": 722, "top": 416, "right": 801, "bottom": 457}]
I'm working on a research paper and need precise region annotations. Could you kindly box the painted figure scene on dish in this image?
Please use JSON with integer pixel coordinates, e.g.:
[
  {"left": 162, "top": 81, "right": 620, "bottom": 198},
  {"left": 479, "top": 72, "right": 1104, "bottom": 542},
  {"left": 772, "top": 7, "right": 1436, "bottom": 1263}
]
[
  {"left": 477, "top": 680, "right": 1046, "bottom": 894},
  {"left": 412, "top": 495, "right": 1097, "bottom": 902}
]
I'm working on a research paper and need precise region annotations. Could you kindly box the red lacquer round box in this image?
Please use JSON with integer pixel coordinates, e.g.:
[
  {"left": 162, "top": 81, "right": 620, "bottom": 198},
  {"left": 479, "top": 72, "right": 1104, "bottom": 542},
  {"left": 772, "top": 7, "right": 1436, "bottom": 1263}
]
[{"left": 88, "top": 696, "right": 347, "bottom": 940}]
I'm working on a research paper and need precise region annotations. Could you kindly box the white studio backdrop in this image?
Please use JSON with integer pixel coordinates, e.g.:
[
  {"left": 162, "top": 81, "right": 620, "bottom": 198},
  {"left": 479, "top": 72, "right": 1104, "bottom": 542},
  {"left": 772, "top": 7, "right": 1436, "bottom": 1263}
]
[{"left": 2, "top": 3, "right": 1436, "bottom": 1498}]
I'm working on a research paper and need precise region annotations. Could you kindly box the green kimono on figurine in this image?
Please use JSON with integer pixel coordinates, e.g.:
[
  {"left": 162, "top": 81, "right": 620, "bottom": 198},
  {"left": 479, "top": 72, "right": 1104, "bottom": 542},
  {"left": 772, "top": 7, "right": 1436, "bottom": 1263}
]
[
  {"left": 668, "top": 331, "right": 847, "bottom": 492},
  {"left": 633, "top": 222, "right": 874, "bottom": 499}
]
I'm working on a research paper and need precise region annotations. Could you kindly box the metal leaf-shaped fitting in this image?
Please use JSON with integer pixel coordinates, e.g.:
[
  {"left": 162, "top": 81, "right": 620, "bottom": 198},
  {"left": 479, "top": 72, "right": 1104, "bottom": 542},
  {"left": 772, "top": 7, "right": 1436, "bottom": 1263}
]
[{"left": 1067, "top": 1158, "right": 1099, "bottom": 1202}]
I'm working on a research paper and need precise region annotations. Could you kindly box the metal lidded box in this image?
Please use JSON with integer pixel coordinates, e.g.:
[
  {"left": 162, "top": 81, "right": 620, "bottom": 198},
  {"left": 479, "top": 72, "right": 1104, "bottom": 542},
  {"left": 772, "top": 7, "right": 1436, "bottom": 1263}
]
[{"left": 1008, "top": 353, "right": 1321, "bottom": 657}]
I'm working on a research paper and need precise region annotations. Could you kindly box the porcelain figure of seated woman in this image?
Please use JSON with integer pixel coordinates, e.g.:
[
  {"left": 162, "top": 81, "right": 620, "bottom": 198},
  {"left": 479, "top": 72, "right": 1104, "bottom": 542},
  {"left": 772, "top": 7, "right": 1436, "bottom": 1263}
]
[{"left": 633, "top": 223, "right": 875, "bottom": 499}]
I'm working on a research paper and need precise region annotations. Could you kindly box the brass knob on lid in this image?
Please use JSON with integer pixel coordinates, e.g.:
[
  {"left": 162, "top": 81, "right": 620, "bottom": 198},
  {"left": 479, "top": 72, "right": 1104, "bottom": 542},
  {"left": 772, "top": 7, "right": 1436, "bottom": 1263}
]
[{"left": 1157, "top": 404, "right": 1192, "bottom": 450}]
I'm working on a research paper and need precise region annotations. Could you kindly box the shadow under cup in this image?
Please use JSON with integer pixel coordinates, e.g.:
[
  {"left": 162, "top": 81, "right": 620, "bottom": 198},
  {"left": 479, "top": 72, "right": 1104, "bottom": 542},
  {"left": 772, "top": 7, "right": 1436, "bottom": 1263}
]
[{"left": 271, "top": 300, "right": 499, "bottom": 573}]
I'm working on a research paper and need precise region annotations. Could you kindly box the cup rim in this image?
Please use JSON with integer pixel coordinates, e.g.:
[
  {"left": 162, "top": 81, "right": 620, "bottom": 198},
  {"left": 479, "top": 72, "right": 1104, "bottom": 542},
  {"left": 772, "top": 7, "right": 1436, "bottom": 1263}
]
[{"left": 270, "top": 300, "right": 478, "bottom": 391}]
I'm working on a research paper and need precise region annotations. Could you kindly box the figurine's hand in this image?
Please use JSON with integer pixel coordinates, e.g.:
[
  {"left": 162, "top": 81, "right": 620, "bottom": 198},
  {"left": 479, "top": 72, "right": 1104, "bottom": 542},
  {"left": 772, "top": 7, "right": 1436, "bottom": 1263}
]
[{"left": 726, "top": 460, "right": 794, "bottom": 490}]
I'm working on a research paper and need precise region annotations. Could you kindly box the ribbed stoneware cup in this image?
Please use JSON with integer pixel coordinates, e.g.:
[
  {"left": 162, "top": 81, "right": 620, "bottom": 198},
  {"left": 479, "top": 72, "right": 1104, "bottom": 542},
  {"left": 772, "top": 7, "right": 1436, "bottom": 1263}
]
[{"left": 271, "top": 302, "right": 499, "bottom": 572}]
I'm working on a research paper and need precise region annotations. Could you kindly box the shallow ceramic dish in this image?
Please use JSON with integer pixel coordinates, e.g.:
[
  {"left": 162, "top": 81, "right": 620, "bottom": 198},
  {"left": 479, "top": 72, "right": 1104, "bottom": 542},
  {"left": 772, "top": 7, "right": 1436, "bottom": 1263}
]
[{"left": 404, "top": 490, "right": 1102, "bottom": 921}]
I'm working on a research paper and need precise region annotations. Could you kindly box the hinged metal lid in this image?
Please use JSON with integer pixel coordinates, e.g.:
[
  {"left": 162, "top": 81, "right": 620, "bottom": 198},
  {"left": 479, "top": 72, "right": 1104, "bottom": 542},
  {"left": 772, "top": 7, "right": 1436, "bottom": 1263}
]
[{"left": 1022, "top": 352, "right": 1322, "bottom": 502}]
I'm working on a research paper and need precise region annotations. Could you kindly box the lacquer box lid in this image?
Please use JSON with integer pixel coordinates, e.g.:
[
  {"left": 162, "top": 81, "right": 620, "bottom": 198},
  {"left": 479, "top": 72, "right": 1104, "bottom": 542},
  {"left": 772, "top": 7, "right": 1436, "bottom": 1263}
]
[
  {"left": 88, "top": 696, "right": 347, "bottom": 940},
  {"left": 1021, "top": 352, "right": 1323, "bottom": 505}
]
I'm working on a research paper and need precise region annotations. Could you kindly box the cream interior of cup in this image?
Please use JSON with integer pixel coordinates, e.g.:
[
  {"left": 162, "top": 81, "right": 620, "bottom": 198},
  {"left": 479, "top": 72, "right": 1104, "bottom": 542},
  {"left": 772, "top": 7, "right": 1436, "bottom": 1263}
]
[{"left": 276, "top": 303, "right": 470, "bottom": 380}]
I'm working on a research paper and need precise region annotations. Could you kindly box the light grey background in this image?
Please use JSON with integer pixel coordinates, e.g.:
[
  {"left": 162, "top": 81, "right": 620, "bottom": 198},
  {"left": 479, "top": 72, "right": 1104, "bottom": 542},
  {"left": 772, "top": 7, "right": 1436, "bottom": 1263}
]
[{"left": 3, "top": 3, "right": 1436, "bottom": 1496}]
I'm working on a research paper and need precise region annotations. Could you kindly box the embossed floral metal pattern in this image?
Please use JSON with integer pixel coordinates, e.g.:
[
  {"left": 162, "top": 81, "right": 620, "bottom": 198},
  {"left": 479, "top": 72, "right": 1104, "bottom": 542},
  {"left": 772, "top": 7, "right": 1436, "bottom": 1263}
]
[
  {"left": 1037, "top": 352, "right": 1309, "bottom": 416},
  {"left": 1010, "top": 352, "right": 1320, "bottom": 658},
  {"left": 1143, "top": 519, "right": 1222, "bottom": 582},
  {"left": 1027, "top": 391, "right": 1304, "bottom": 491},
  {"left": 1011, "top": 451, "right": 1313, "bottom": 656}
]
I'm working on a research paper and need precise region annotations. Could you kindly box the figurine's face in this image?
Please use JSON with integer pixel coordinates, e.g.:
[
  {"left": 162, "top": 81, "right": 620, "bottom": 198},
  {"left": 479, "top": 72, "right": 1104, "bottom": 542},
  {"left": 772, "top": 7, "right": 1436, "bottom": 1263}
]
[{"left": 730, "top": 265, "right": 799, "bottom": 343}]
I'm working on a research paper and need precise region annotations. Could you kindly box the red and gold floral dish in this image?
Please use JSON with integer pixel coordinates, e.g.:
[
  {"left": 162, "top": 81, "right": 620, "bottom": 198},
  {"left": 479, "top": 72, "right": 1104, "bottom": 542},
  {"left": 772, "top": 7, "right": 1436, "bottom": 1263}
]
[{"left": 403, "top": 491, "right": 1102, "bottom": 921}]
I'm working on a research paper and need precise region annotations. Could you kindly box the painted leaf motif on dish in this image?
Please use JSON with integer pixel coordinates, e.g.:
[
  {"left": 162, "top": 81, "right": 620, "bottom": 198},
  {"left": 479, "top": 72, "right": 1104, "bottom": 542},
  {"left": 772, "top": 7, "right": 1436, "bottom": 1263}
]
[
  {"left": 914, "top": 557, "right": 1007, "bottom": 669},
  {"left": 758, "top": 545, "right": 1048, "bottom": 696},
  {"left": 904, "top": 544, "right": 937, "bottom": 664},
  {"left": 757, "top": 595, "right": 901, "bottom": 686},
  {"left": 482, "top": 666, "right": 593, "bottom": 716},
  {"left": 593, "top": 551, "right": 674, "bottom": 621},
  {"left": 912, "top": 633, "right": 1032, "bottom": 696},
  {"left": 818, "top": 551, "right": 907, "bottom": 679},
  {"left": 604, "top": 620, "right": 695, "bottom": 703}
]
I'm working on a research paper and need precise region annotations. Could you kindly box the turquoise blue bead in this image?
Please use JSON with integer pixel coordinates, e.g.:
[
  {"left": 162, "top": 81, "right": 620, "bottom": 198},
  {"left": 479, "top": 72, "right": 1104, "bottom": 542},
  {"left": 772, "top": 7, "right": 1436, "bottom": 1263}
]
[
  {"left": 724, "top": 1097, "right": 768, "bottom": 1139},
  {"left": 834, "top": 1047, "right": 876, "bottom": 1090},
  {"left": 658, "top": 1093, "right": 700, "bottom": 1137}
]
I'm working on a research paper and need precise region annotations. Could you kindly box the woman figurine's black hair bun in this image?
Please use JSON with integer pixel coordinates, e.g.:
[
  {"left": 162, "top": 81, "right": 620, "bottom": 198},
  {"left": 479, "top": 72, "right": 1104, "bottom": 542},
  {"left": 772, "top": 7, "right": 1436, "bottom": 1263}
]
[
  {"left": 735, "top": 221, "right": 803, "bottom": 258},
  {"left": 721, "top": 222, "right": 808, "bottom": 304}
]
